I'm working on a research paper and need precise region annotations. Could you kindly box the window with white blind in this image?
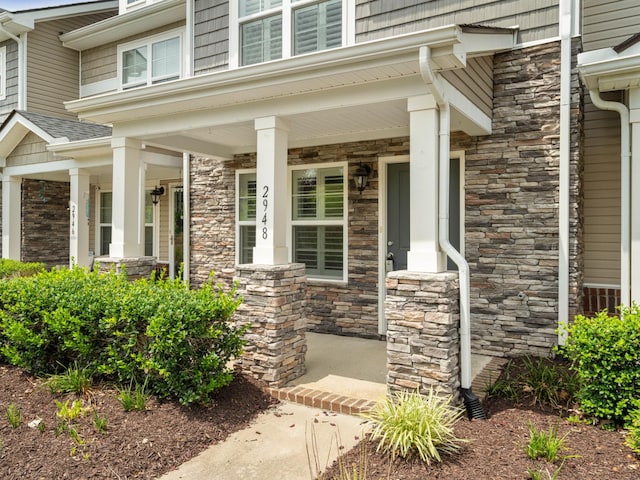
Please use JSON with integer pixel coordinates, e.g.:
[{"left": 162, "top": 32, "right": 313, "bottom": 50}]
[
  {"left": 118, "top": 30, "right": 182, "bottom": 89},
  {"left": 237, "top": 171, "right": 257, "bottom": 264},
  {"left": 236, "top": 0, "right": 345, "bottom": 66},
  {"left": 291, "top": 164, "right": 346, "bottom": 280}
]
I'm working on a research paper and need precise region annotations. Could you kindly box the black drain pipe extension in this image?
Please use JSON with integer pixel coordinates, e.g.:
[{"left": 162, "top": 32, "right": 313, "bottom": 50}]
[{"left": 419, "top": 45, "right": 486, "bottom": 420}]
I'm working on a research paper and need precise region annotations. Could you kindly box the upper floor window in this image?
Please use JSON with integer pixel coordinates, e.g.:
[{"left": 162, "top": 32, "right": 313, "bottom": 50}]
[
  {"left": 120, "top": 0, "right": 163, "bottom": 13},
  {"left": 118, "top": 30, "right": 182, "bottom": 89},
  {"left": 233, "top": 0, "right": 349, "bottom": 67},
  {"left": 0, "top": 46, "right": 6, "bottom": 101}
]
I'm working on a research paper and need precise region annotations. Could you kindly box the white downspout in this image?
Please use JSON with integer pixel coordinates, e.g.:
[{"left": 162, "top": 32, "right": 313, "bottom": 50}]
[
  {"left": 182, "top": 152, "right": 191, "bottom": 283},
  {"left": 0, "top": 27, "right": 26, "bottom": 110},
  {"left": 419, "top": 47, "right": 475, "bottom": 400},
  {"left": 557, "top": 0, "right": 574, "bottom": 344},
  {"left": 586, "top": 90, "right": 631, "bottom": 307}
]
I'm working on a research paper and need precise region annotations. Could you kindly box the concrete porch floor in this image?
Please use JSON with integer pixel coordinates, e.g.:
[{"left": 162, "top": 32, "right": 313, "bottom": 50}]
[{"left": 269, "top": 332, "right": 507, "bottom": 416}]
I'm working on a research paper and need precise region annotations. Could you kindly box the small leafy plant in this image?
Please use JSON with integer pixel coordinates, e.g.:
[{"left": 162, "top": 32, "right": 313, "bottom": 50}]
[
  {"left": 527, "top": 462, "right": 564, "bottom": 480},
  {"left": 6, "top": 403, "right": 21, "bottom": 428},
  {"left": 93, "top": 411, "right": 108, "bottom": 434},
  {"left": 625, "top": 407, "right": 640, "bottom": 455},
  {"left": 525, "top": 423, "right": 569, "bottom": 462},
  {"left": 55, "top": 399, "right": 88, "bottom": 422},
  {"left": 361, "top": 388, "right": 466, "bottom": 464},
  {"left": 118, "top": 380, "right": 148, "bottom": 412},
  {"left": 44, "top": 363, "right": 93, "bottom": 395}
]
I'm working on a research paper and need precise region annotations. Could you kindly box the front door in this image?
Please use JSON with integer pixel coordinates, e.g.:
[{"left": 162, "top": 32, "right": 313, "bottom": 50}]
[{"left": 386, "top": 162, "right": 410, "bottom": 271}]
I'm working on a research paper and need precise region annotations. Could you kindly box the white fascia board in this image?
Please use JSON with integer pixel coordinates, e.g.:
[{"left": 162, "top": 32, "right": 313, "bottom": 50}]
[
  {"left": 578, "top": 48, "right": 640, "bottom": 91},
  {"left": 61, "top": 0, "right": 185, "bottom": 51},
  {"left": 68, "top": 24, "right": 515, "bottom": 124},
  {"left": 47, "top": 137, "right": 112, "bottom": 160},
  {"left": 443, "top": 79, "right": 492, "bottom": 136},
  {"left": 3, "top": 157, "right": 113, "bottom": 177}
]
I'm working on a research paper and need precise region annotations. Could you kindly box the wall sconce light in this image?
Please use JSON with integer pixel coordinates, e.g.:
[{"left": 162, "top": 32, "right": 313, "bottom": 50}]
[
  {"left": 353, "top": 162, "right": 372, "bottom": 194},
  {"left": 151, "top": 186, "right": 165, "bottom": 205}
]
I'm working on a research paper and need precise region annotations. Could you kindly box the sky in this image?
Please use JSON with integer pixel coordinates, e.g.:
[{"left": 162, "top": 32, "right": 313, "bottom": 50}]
[{"left": 1, "top": 0, "right": 103, "bottom": 11}]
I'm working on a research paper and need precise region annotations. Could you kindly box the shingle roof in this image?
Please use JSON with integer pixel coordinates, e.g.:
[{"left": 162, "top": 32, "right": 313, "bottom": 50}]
[{"left": 7, "top": 110, "right": 111, "bottom": 142}]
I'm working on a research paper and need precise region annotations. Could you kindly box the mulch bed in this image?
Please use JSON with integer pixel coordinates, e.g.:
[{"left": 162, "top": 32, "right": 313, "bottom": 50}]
[{"left": 0, "top": 364, "right": 277, "bottom": 479}]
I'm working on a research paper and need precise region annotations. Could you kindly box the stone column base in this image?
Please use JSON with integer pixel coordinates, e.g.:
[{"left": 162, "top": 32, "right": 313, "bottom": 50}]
[
  {"left": 385, "top": 270, "right": 461, "bottom": 404},
  {"left": 94, "top": 256, "right": 157, "bottom": 280},
  {"left": 234, "top": 263, "right": 307, "bottom": 388}
]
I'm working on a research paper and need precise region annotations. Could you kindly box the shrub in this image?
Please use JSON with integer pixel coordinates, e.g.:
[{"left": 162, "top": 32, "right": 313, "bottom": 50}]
[
  {"left": 0, "top": 266, "right": 247, "bottom": 405},
  {"left": 626, "top": 407, "right": 640, "bottom": 455},
  {"left": 561, "top": 305, "right": 640, "bottom": 426},
  {"left": 0, "top": 259, "right": 45, "bottom": 279},
  {"left": 360, "top": 388, "right": 466, "bottom": 464}
]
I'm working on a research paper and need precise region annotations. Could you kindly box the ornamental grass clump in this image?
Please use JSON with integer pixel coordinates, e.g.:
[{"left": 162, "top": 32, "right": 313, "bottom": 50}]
[{"left": 360, "top": 388, "right": 466, "bottom": 464}]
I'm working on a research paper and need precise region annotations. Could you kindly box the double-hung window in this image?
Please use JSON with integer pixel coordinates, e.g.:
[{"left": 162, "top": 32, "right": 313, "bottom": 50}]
[
  {"left": 237, "top": 171, "right": 257, "bottom": 264},
  {"left": 98, "top": 190, "right": 156, "bottom": 257},
  {"left": 119, "top": 30, "right": 182, "bottom": 89},
  {"left": 236, "top": 0, "right": 345, "bottom": 66},
  {"left": 0, "top": 46, "right": 6, "bottom": 101},
  {"left": 291, "top": 164, "right": 346, "bottom": 281}
]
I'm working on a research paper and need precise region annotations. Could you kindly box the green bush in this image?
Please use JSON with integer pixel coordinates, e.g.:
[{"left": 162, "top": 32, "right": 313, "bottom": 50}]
[
  {"left": 0, "top": 266, "right": 247, "bottom": 405},
  {"left": 0, "top": 259, "right": 45, "bottom": 279},
  {"left": 626, "top": 407, "right": 640, "bottom": 455},
  {"left": 561, "top": 305, "right": 640, "bottom": 426}
]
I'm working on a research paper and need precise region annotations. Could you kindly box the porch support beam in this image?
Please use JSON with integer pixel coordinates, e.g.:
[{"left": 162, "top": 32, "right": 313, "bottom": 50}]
[
  {"left": 406, "top": 95, "right": 446, "bottom": 272},
  {"left": 252, "top": 116, "right": 289, "bottom": 265},
  {"left": 629, "top": 88, "right": 640, "bottom": 302},
  {"left": 69, "top": 168, "right": 90, "bottom": 268},
  {"left": 1, "top": 175, "right": 21, "bottom": 260},
  {"left": 110, "top": 137, "right": 144, "bottom": 258}
]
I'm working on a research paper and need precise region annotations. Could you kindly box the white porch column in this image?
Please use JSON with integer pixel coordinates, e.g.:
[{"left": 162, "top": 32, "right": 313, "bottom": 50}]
[
  {"left": 2, "top": 175, "right": 21, "bottom": 260},
  {"left": 69, "top": 168, "right": 90, "bottom": 268},
  {"left": 110, "top": 138, "right": 144, "bottom": 258},
  {"left": 406, "top": 95, "right": 446, "bottom": 272},
  {"left": 629, "top": 89, "right": 640, "bottom": 302},
  {"left": 252, "top": 116, "right": 289, "bottom": 265}
]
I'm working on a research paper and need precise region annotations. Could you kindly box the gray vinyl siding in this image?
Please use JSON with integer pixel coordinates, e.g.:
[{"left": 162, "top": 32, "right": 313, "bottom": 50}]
[
  {"left": 356, "top": 0, "right": 559, "bottom": 45},
  {"left": 26, "top": 13, "right": 116, "bottom": 119},
  {"left": 0, "top": 39, "right": 19, "bottom": 123},
  {"left": 194, "top": 0, "right": 229, "bottom": 74},
  {"left": 6, "top": 132, "right": 57, "bottom": 167},
  {"left": 583, "top": 0, "right": 640, "bottom": 52},
  {"left": 582, "top": 94, "right": 621, "bottom": 286},
  {"left": 80, "top": 21, "right": 185, "bottom": 89},
  {"left": 442, "top": 56, "right": 493, "bottom": 118}
]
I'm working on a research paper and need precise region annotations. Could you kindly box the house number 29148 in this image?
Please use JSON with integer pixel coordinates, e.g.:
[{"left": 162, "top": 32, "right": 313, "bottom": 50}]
[{"left": 261, "top": 185, "right": 269, "bottom": 239}]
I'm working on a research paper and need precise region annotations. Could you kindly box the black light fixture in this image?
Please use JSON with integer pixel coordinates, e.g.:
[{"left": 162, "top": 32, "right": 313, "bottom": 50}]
[
  {"left": 353, "top": 162, "right": 372, "bottom": 194},
  {"left": 151, "top": 186, "right": 165, "bottom": 205}
]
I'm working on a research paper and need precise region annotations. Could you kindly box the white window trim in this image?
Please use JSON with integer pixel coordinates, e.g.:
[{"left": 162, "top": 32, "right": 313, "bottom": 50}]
[
  {"left": 235, "top": 168, "right": 257, "bottom": 264},
  {"left": 116, "top": 28, "right": 185, "bottom": 90},
  {"left": 229, "top": 0, "right": 355, "bottom": 69},
  {"left": 0, "top": 46, "right": 6, "bottom": 101},
  {"left": 287, "top": 161, "right": 348, "bottom": 283},
  {"left": 120, "top": 0, "right": 158, "bottom": 14},
  {"left": 95, "top": 186, "right": 159, "bottom": 257}
]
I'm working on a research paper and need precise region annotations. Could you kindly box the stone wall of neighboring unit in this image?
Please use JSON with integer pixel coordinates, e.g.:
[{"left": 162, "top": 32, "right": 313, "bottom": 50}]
[{"left": 22, "top": 179, "right": 69, "bottom": 268}]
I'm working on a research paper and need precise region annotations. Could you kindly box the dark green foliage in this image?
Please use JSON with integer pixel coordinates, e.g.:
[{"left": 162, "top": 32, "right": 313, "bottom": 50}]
[
  {"left": 561, "top": 305, "right": 640, "bottom": 426},
  {"left": 0, "top": 266, "right": 246, "bottom": 405}
]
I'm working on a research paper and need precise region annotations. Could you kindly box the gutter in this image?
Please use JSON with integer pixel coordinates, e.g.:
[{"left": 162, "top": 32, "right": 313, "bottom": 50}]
[
  {"left": 418, "top": 46, "right": 485, "bottom": 419},
  {"left": 586, "top": 89, "right": 631, "bottom": 307}
]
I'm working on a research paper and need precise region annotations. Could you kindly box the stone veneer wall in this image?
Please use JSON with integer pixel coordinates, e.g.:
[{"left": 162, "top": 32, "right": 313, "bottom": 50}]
[
  {"left": 450, "top": 40, "right": 583, "bottom": 357},
  {"left": 190, "top": 139, "right": 410, "bottom": 339},
  {"left": 22, "top": 179, "right": 69, "bottom": 268},
  {"left": 188, "top": 41, "right": 583, "bottom": 352}
]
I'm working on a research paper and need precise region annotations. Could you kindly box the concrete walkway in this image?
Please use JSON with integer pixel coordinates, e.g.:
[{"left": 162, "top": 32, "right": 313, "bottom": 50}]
[{"left": 158, "top": 402, "right": 366, "bottom": 480}]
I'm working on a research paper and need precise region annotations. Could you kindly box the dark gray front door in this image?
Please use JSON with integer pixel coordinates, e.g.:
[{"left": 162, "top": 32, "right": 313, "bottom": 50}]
[{"left": 387, "top": 162, "right": 410, "bottom": 270}]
